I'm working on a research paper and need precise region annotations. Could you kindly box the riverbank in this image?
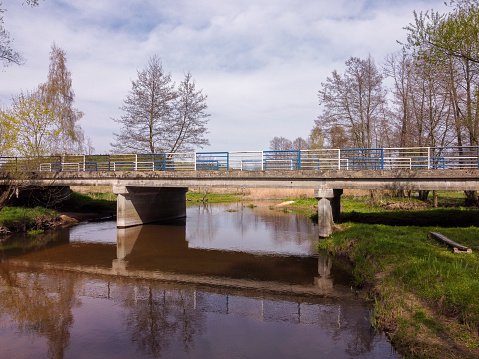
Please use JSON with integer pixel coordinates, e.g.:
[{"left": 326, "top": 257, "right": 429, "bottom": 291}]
[{"left": 317, "top": 222, "right": 479, "bottom": 358}]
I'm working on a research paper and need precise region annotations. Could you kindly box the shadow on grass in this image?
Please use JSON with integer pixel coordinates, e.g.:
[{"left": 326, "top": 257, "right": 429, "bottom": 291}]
[{"left": 341, "top": 208, "right": 479, "bottom": 227}]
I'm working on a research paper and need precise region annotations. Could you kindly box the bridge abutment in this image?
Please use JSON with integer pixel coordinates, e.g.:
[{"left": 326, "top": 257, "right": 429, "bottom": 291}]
[
  {"left": 113, "top": 186, "right": 188, "bottom": 228},
  {"left": 315, "top": 189, "right": 343, "bottom": 237}
]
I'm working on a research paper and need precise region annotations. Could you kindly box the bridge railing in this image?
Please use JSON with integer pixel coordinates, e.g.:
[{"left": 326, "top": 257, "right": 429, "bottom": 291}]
[{"left": 1, "top": 146, "right": 478, "bottom": 173}]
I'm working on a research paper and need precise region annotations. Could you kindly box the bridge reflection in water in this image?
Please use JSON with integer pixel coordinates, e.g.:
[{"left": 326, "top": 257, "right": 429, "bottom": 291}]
[{"left": 0, "top": 204, "right": 399, "bottom": 358}]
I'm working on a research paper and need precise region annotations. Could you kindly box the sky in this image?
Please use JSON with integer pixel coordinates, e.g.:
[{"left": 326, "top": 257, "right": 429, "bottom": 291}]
[{"left": 0, "top": 0, "right": 449, "bottom": 154}]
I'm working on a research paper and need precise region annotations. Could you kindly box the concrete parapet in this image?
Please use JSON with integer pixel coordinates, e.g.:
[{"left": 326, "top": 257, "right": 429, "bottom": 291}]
[{"left": 113, "top": 186, "right": 188, "bottom": 228}]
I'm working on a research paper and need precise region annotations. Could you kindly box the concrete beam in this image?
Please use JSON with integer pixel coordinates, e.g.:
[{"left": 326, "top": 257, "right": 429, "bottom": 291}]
[
  {"left": 113, "top": 186, "right": 188, "bottom": 228},
  {"left": 5, "top": 169, "right": 479, "bottom": 191}
]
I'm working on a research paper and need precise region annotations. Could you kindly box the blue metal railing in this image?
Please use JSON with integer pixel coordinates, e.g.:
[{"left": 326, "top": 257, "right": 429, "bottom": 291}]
[{"left": 0, "top": 146, "right": 478, "bottom": 173}]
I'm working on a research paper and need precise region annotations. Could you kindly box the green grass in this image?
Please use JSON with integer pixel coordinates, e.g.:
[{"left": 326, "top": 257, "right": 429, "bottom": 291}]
[
  {"left": 0, "top": 206, "right": 58, "bottom": 232},
  {"left": 60, "top": 191, "right": 116, "bottom": 212},
  {"left": 318, "top": 223, "right": 479, "bottom": 358},
  {"left": 186, "top": 192, "right": 243, "bottom": 203}
]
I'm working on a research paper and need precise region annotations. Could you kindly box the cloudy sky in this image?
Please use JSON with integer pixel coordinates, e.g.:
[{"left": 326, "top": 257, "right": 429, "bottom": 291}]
[{"left": 1, "top": 0, "right": 448, "bottom": 154}]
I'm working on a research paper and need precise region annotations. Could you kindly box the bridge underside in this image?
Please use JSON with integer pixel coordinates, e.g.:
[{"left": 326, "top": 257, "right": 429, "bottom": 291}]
[
  {"left": 113, "top": 186, "right": 188, "bottom": 228},
  {"left": 2, "top": 169, "right": 479, "bottom": 236}
]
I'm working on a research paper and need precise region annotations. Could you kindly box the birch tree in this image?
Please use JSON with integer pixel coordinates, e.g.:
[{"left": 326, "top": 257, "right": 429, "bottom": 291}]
[{"left": 38, "top": 43, "right": 85, "bottom": 154}]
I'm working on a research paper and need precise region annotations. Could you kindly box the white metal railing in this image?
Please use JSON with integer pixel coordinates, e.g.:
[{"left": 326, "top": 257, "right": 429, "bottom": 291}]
[{"left": 3, "top": 146, "right": 478, "bottom": 173}]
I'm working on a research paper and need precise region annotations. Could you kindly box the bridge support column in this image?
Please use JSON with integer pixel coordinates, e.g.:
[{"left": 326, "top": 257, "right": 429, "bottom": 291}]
[
  {"left": 113, "top": 186, "right": 188, "bottom": 228},
  {"left": 315, "top": 189, "right": 343, "bottom": 238}
]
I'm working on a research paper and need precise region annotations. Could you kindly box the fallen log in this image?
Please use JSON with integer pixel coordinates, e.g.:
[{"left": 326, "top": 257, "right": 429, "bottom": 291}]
[{"left": 428, "top": 232, "right": 473, "bottom": 254}]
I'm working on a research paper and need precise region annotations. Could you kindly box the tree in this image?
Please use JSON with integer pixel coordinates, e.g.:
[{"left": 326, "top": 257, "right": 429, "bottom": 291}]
[
  {"left": 38, "top": 43, "right": 85, "bottom": 154},
  {"left": 3, "top": 90, "right": 60, "bottom": 157},
  {"left": 167, "top": 72, "right": 210, "bottom": 153},
  {"left": 308, "top": 125, "right": 324, "bottom": 149},
  {"left": 317, "top": 55, "right": 387, "bottom": 149},
  {"left": 111, "top": 56, "right": 210, "bottom": 154},
  {"left": 269, "top": 136, "right": 292, "bottom": 151},
  {"left": 291, "top": 137, "right": 309, "bottom": 150},
  {"left": 405, "top": 0, "right": 479, "bottom": 205},
  {"left": 0, "top": 0, "right": 41, "bottom": 67}
]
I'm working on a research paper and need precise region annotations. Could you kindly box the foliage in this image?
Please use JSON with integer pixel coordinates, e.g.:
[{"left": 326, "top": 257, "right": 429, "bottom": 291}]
[
  {"left": 111, "top": 55, "right": 210, "bottom": 154},
  {"left": 1, "top": 91, "right": 61, "bottom": 157},
  {"left": 0, "top": 44, "right": 86, "bottom": 157}
]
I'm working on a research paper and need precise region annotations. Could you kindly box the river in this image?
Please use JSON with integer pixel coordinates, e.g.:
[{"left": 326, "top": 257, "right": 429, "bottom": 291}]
[{"left": 0, "top": 203, "right": 399, "bottom": 358}]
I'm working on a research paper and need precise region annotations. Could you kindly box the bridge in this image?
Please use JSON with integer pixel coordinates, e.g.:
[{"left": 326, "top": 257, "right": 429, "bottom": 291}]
[{"left": 1, "top": 146, "right": 479, "bottom": 236}]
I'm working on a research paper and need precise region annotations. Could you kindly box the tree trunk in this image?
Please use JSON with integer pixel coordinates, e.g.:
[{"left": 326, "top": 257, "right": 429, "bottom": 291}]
[
  {"left": 418, "top": 190, "right": 429, "bottom": 202},
  {"left": 464, "top": 190, "right": 479, "bottom": 207},
  {"left": 432, "top": 190, "right": 438, "bottom": 208}
]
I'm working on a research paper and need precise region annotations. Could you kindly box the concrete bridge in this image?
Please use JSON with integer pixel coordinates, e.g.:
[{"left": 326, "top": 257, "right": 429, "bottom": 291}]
[{"left": 2, "top": 167, "right": 479, "bottom": 237}]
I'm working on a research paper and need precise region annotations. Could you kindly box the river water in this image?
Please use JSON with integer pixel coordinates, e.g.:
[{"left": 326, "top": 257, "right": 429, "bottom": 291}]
[{"left": 0, "top": 203, "right": 399, "bottom": 359}]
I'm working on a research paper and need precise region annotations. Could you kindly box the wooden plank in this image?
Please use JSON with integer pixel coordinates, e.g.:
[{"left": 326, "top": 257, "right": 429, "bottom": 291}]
[{"left": 428, "top": 232, "right": 472, "bottom": 254}]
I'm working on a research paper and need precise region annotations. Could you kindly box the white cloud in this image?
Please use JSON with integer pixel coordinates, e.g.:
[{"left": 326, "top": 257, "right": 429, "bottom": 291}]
[{"left": 0, "top": 0, "right": 448, "bottom": 153}]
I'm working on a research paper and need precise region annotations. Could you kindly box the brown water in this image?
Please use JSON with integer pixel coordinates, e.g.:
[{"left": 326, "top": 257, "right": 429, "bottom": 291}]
[{"left": 0, "top": 203, "right": 399, "bottom": 358}]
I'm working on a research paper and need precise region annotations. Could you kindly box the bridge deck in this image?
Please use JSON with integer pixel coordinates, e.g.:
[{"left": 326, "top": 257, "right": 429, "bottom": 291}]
[{"left": 3, "top": 168, "right": 479, "bottom": 191}]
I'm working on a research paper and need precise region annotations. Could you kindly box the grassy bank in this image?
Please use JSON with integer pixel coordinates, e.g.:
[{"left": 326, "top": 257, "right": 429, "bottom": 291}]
[
  {"left": 316, "top": 207, "right": 479, "bottom": 358},
  {"left": 186, "top": 191, "right": 244, "bottom": 203},
  {"left": 0, "top": 206, "right": 59, "bottom": 235}
]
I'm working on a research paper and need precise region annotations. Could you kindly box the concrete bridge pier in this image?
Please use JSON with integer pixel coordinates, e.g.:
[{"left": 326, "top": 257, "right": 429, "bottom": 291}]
[
  {"left": 113, "top": 186, "right": 188, "bottom": 228},
  {"left": 315, "top": 189, "right": 343, "bottom": 238}
]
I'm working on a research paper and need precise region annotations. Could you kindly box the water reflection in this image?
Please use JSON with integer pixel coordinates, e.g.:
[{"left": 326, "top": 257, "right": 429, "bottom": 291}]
[{"left": 0, "top": 204, "right": 399, "bottom": 358}]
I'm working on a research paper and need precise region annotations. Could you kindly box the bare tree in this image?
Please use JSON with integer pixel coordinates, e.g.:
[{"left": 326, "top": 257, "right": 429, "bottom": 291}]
[
  {"left": 269, "top": 136, "right": 292, "bottom": 151},
  {"left": 111, "top": 56, "right": 210, "bottom": 154},
  {"left": 291, "top": 137, "right": 309, "bottom": 150},
  {"left": 167, "top": 72, "right": 210, "bottom": 153},
  {"left": 384, "top": 50, "right": 415, "bottom": 147},
  {"left": 0, "top": 1, "right": 41, "bottom": 67},
  {"left": 317, "top": 55, "right": 387, "bottom": 149}
]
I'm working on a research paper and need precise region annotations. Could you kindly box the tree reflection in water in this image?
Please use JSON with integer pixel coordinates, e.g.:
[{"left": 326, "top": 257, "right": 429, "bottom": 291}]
[
  {"left": 121, "top": 286, "right": 205, "bottom": 357},
  {"left": 0, "top": 264, "right": 79, "bottom": 359}
]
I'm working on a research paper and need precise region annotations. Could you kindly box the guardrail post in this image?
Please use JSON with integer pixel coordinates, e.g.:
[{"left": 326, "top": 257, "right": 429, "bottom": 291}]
[
  {"left": 194, "top": 152, "right": 197, "bottom": 171},
  {"left": 298, "top": 150, "right": 301, "bottom": 170},
  {"left": 337, "top": 149, "right": 341, "bottom": 170},
  {"left": 381, "top": 148, "right": 384, "bottom": 170},
  {"left": 261, "top": 151, "right": 264, "bottom": 171},
  {"left": 427, "top": 147, "right": 431, "bottom": 170},
  {"left": 477, "top": 146, "right": 479, "bottom": 169},
  {"left": 226, "top": 152, "right": 229, "bottom": 171},
  {"left": 135, "top": 154, "right": 138, "bottom": 171}
]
